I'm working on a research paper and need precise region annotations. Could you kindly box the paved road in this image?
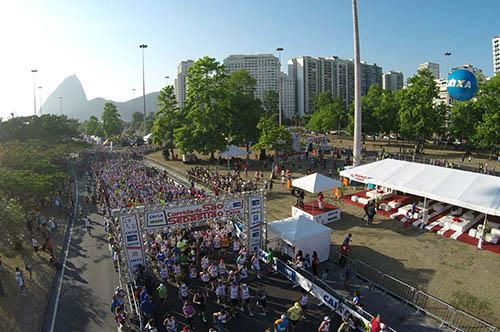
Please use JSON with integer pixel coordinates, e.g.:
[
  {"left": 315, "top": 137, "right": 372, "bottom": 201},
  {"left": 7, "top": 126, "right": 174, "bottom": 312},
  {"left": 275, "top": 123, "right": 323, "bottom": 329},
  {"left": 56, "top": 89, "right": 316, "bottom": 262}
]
[{"left": 53, "top": 178, "right": 118, "bottom": 332}]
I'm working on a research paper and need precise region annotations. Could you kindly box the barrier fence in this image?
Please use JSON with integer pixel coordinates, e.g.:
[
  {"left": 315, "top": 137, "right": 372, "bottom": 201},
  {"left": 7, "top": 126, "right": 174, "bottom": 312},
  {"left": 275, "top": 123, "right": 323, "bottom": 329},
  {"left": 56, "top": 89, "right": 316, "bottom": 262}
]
[{"left": 332, "top": 252, "right": 498, "bottom": 332}]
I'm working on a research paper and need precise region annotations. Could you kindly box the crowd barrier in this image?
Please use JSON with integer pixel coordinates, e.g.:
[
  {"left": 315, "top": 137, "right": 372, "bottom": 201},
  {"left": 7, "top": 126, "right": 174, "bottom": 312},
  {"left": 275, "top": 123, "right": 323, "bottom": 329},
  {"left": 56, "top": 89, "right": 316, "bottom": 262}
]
[{"left": 332, "top": 252, "right": 498, "bottom": 332}]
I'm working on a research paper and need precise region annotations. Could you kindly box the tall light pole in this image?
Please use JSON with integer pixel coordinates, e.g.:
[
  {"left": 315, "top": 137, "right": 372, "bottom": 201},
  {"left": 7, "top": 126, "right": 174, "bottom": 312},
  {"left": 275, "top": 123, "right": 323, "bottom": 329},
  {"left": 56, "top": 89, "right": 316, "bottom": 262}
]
[
  {"left": 352, "top": 0, "right": 362, "bottom": 166},
  {"left": 139, "top": 44, "right": 148, "bottom": 136},
  {"left": 276, "top": 47, "right": 284, "bottom": 127},
  {"left": 38, "top": 86, "right": 43, "bottom": 116},
  {"left": 31, "top": 69, "right": 38, "bottom": 115},
  {"left": 59, "top": 97, "right": 63, "bottom": 115},
  {"left": 164, "top": 76, "right": 170, "bottom": 86}
]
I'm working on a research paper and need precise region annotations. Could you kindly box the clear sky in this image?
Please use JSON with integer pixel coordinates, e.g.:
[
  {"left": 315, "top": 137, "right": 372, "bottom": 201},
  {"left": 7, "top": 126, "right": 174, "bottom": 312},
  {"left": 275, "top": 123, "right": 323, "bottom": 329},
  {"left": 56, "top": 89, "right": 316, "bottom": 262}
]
[{"left": 1, "top": 0, "right": 498, "bottom": 119}]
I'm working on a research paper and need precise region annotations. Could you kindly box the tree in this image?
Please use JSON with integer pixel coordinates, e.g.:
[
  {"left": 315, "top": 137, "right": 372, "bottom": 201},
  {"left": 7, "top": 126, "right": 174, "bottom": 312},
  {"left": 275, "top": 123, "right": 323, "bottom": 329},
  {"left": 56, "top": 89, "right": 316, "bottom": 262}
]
[
  {"left": 474, "top": 75, "right": 500, "bottom": 157},
  {"left": 151, "top": 85, "right": 179, "bottom": 158},
  {"left": 0, "top": 114, "right": 79, "bottom": 142},
  {"left": 313, "top": 92, "right": 333, "bottom": 113},
  {"left": 253, "top": 115, "right": 292, "bottom": 161},
  {"left": 101, "top": 102, "right": 123, "bottom": 138},
  {"left": 448, "top": 101, "right": 480, "bottom": 144},
  {"left": 81, "top": 115, "right": 104, "bottom": 137},
  {"left": 225, "top": 70, "right": 264, "bottom": 149},
  {"left": 348, "top": 84, "right": 381, "bottom": 137},
  {"left": 307, "top": 97, "right": 346, "bottom": 133},
  {"left": 174, "top": 56, "right": 229, "bottom": 158},
  {"left": 130, "top": 112, "right": 144, "bottom": 131},
  {"left": 374, "top": 90, "right": 400, "bottom": 135},
  {"left": 0, "top": 194, "right": 25, "bottom": 249},
  {"left": 397, "top": 69, "right": 442, "bottom": 142},
  {"left": 262, "top": 90, "right": 279, "bottom": 122}
]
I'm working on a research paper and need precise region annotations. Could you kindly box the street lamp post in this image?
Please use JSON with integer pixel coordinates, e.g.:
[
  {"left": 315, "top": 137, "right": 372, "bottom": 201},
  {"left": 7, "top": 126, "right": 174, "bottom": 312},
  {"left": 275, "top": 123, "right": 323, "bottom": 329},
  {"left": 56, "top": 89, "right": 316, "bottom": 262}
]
[
  {"left": 276, "top": 47, "right": 284, "bottom": 127},
  {"left": 139, "top": 44, "right": 148, "bottom": 136},
  {"left": 352, "top": 0, "right": 362, "bottom": 166},
  {"left": 31, "top": 69, "right": 38, "bottom": 115},
  {"left": 38, "top": 86, "right": 43, "bottom": 116},
  {"left": 132, "top": 88, "right": 137, "bottom": 114},
  {"left": 59, "top": 97, "right": 63, "bottom": 115},
  {"left": 164, "top": 76, "right": 170, "bottom": 86}
]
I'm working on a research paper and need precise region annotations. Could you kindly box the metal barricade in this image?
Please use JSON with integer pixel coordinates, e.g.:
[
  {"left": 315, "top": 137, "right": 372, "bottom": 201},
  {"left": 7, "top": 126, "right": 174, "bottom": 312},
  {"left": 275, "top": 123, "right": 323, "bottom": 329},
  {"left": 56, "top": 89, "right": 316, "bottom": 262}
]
[
  {"left": 451, "top": 310, "right": 498, "bottom": 332},
  {"left": 413, "top": 291, "right": 455, "bottom": 327},
  {"left": 350, "top": 257, "right": 385, "bottom": 287},
  {"left": 381, "top": 274, "right": 417, "bottom": 304}
]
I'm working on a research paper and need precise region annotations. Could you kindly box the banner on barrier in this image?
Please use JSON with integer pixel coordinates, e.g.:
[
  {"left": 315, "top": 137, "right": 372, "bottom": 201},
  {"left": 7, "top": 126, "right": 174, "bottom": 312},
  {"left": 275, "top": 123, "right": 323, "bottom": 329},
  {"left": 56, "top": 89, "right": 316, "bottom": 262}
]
[
  {"left": 145, "top": 210, "right": 167, "bottom": 229},
  {"left": 120, "top": 214, "right": 145, "bottom": 277}
]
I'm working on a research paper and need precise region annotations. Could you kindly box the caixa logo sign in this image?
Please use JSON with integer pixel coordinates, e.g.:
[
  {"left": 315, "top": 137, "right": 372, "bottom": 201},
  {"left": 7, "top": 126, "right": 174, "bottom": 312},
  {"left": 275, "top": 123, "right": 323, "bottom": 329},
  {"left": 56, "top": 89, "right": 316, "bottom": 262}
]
[{"left": 447, "top": 69, "right": 478, "bottom": 101}]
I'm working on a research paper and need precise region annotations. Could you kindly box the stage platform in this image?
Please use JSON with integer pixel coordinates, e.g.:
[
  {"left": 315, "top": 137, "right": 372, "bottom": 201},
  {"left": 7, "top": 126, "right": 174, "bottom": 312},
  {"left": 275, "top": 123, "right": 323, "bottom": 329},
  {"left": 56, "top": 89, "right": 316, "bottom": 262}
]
[{"left": 292, "top": 200, "right": 341, "bottom": 224}]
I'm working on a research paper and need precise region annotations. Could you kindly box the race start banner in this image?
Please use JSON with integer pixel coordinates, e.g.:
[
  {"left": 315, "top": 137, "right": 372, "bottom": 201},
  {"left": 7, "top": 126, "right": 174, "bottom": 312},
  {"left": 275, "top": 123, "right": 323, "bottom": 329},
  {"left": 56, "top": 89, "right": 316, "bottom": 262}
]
[{"left": 120, "top": 214, "right": 145, "bottom": 278}]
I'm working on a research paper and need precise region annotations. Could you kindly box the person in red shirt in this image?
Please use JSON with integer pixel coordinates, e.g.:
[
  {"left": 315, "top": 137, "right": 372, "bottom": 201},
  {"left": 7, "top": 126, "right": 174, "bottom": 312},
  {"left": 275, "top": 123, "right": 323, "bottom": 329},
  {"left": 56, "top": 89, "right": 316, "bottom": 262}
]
[
  {"left": 371, "top": 314, "right": 382, "bottom": 332},
  {"left": 317, "top": 192, "right": 324, "bottom": 210}
]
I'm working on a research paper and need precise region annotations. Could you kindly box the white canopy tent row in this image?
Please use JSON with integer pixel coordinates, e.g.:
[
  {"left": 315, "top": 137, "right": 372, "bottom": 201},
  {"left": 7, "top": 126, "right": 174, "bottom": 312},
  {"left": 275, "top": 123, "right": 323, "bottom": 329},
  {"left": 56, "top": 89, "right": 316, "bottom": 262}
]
[
  {"left": 267, "top": 215, "right": 332, "bottom": 263},
  {"left": 340, "top": 159, "right": 500, "bottom": 243}
]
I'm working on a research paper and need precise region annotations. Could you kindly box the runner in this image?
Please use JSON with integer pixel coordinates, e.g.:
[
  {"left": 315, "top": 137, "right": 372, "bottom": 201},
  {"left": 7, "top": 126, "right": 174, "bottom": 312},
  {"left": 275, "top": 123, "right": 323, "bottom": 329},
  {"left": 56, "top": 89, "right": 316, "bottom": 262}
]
[
  {"left": 240, "top": 282, "right": 254, "bottom": 316},
  {"left": 317, "top": 316, "right": 331, "bottom": 332}
]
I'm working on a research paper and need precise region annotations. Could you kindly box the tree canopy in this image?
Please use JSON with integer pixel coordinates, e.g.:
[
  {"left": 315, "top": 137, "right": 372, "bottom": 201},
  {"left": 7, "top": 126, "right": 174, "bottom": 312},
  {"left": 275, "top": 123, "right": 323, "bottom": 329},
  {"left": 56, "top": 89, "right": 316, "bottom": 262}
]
[
  {"left": 152, "top": 85, "right": 180, "bottom": 156},
  {"left": 307, "top": 97, "right": 345, "bottom": 133},
  {"left": 0, "top": 114, "right": 79, "bottom": 142},
  {"left": 101, "top": 102, "right": 123, "bottom": 138},
  {"left": 81, "top": 115, "right": 104, "bottom": 137}
]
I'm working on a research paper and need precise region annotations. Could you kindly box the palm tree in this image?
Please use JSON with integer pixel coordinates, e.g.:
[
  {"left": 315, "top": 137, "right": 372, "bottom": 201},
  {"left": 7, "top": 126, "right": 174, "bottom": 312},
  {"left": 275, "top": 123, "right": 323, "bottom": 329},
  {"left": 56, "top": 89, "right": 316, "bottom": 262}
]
[{"left": 352, "top": 0, "right": 362, "bottom": 166}]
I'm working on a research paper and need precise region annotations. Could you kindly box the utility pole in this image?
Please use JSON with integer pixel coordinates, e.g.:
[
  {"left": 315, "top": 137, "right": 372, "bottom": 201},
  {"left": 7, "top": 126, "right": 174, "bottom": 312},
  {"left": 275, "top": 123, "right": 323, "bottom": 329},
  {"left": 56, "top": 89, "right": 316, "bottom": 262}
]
[
  {"left": 59, "top": 97, "right": 63, "bottom": 115},
  {"left": 31, "top": 69, "right": 38, "bottom": 115},
  {"left": 352, "top": 0, "right": 362, "bottom": 166},
  {"left": 139, "top": 44, "right": 148, "bottom": 136}
]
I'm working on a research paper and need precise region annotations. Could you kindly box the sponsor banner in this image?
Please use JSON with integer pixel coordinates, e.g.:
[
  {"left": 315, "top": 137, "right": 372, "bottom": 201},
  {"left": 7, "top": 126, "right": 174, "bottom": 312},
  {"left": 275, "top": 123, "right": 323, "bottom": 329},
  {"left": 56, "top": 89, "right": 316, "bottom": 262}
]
[
  {"left": 120, "top": 214, "right": 142, "bottom": 248},
  {"left": 249, "top": 226, "right": 261, "bottom": 251},
  {"left": 249, "top": 197, "right": 261, "bottom": 211},
  {"left": 275, "top": 258, "right": 297, "bottom": 282},
  {"left": 164, "top": 199, "right": 244, "bottom": 227},
  {"left": 124, "top": 247, "right": 145, "bottom": 277},
  {"left": 249, "top": 211, "right": 262, "bottom": 228},
  {"left": 145, "top": 210, "right": 167, "bottom": 229}
]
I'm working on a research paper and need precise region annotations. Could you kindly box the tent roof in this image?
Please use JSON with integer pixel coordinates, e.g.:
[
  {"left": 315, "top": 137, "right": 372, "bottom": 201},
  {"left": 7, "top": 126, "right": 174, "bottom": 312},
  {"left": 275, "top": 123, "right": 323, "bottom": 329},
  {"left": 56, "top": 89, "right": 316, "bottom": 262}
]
[
  {"left": 292, "top": 173, "right": 342, "bottom": 193},
  {"left": 268, "top": 215, "right": 332, "bottom": 242},
  {"left": 340, "top": 159, "right": 500, "bottom": 216},
  {"left": 219, "top": 145, "right": 248, "bottom": 158}
]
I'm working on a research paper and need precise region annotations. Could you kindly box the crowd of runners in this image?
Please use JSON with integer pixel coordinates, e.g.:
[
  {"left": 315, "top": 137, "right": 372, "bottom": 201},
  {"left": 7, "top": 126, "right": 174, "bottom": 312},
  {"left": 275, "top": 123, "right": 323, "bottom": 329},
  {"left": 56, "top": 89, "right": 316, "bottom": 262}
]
[{"left": 81, "top": 149, "right": 386, "bottom": 332}]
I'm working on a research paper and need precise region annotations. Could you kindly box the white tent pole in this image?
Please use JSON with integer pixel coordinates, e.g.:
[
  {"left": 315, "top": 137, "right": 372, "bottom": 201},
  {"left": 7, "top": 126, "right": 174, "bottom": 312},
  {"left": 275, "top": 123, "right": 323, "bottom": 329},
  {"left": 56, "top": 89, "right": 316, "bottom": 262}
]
[
  {"left": 421, "top": 196, "right": 428, "bottom": 229},
  {"left": 481, "top": 214, "right": 488, "bottom": 242}
]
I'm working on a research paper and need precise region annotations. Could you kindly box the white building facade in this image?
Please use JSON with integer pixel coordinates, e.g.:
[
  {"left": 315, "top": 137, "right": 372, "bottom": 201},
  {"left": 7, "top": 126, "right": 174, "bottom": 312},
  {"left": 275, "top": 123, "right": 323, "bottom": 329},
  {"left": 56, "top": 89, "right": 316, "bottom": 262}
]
[
  {"left": 382, "top": 71, "right": 404, "bottom": 91},
  {"left": 493, "top": 35, "right": 500, "bottom": 75},
  {"left": 223, "top": 54, "right": 280, "bottom": 102},
  {"left": 174, "top": 60, "right": 194, "bottom": 108},
  {"left": 417, "top": 62, "right": 440, "bottom": 79},
  {"left": 288, "top": 56, "right": 382, "bottom": 117},
  {"left": 280, "top": 72, "right": 296, "bottom": 119}
]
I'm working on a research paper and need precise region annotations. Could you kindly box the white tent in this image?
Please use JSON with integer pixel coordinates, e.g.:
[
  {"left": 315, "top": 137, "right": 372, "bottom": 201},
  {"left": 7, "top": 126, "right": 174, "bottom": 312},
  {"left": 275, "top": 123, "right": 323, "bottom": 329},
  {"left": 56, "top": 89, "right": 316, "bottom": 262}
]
[
  {"left": 340, "top": 159, "right": 500, "bottom": 217},
  {"left": 219, "top": 145, "right": 248, "bottom": 158},
  {"left": 268, "top": 215, "right": 332, "bottom": 262},
  {"left": 292, "top": 173, "right": 341, "bottom": 194}
]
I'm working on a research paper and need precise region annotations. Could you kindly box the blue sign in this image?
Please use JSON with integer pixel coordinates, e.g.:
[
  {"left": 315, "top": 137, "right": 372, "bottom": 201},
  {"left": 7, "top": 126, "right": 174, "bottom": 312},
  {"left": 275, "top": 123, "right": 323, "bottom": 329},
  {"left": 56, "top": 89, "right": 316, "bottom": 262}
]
[
  {"left": 276, "top": 260, "right": 296, "bottom": 282},
  {"left": 447, "top": 69, "right": 478, "bottom": 101}
]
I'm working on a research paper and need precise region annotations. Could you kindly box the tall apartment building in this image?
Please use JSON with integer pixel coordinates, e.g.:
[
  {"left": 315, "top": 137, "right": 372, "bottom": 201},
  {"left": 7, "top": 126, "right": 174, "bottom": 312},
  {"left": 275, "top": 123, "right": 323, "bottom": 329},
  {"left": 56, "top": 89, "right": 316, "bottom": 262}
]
[
  {"left": 451, "top": 64, "right": 485, "bottom": 80},
  {"left": 288, "top": 56, "right": 382, "bottom": 116},
  {"left": 174, "top": 60, "right": 194, "bottom": 108},
  {"left": 382, "top": 71, "right": 404, "bottom": 91},
  {"left": 280, "top": 72, "right": 296, "bottom": 119},
  {"left": 223, "top": 54, "right": 279, "bottom": 102},
  {"left": 417, "top": 62, "right": 440, "bottom": 79},
  {"left": 493, "top": 35, "right": 500, "bottom": 75},
  {"left": 434, "top": 78, "right": 451, "bottom": 106}
]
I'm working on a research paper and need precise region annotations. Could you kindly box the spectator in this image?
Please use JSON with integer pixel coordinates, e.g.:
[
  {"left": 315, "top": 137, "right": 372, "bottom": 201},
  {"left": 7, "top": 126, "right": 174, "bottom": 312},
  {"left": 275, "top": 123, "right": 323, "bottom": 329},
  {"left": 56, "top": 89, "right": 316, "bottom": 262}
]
[
  {"left": 182, "top": 301, "right": 196, "bottom": 330},
  {"left": 317, "top": 316, "right": 331, "bottom": 332},
  {"left": 367, "top": 202, "right": 377, "bottom": 225},
  {"left": 213, "top": 309, "right": 229, "bottom": 332},
  {"left": 371, "top": 314, "right": 382, "bottom": 332},
  {"left": 311, "top": 251, "right": 319, "bottom": 276},
  {"left": 15, "top": 267, "right": 27, "bottom": 295},
  {"left": 343, "top": 233, "right": 352, "bottom": 247},
  {"left": 163, "top": 314, "right": 177, "bottom": 332},
  {"left": 286, "top": 302, "right": 304, "bottom": 331},
  {"left": 32, "top": 237, "right": 39, "bottom": 253}
]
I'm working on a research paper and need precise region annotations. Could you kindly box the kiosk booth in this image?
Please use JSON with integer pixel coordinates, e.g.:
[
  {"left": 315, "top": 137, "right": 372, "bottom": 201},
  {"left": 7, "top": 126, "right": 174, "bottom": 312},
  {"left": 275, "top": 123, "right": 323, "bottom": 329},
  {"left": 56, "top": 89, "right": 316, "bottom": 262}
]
[
  {"left": 267, "top": 215, "right": 332, "bottom": 263},
  {"left": 291, "top": 173, "right": 342, "bottom": 224}
]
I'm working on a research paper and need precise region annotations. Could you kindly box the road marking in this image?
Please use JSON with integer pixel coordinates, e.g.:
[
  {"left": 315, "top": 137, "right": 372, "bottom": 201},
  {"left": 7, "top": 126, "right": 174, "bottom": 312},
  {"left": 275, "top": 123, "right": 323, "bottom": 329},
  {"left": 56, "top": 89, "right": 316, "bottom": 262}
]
[{"left": 49, "top": 174, "right": 79, "bottom": 332}]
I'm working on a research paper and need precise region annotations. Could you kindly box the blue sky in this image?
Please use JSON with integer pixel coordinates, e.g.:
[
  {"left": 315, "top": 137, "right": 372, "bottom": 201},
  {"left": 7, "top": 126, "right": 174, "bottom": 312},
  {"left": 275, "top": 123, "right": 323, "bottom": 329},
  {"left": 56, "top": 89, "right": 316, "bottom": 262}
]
[{"left": 1, "top": 0, "right": 499, "bottom": 119}]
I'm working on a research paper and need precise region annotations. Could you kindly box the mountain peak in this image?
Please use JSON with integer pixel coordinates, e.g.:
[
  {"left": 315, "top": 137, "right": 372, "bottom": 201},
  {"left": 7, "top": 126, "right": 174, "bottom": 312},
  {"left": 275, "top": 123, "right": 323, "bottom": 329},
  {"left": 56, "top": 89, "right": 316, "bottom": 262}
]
[{"left": 41, "top": 75, "right": 88, "bottom": 115}]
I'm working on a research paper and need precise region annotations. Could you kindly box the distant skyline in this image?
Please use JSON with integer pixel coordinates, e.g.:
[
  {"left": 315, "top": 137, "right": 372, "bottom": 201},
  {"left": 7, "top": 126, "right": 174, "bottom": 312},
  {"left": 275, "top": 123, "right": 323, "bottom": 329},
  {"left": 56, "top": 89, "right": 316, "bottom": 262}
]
[{"left": 0, "top": 0, "right": 499, "bottom": 119}]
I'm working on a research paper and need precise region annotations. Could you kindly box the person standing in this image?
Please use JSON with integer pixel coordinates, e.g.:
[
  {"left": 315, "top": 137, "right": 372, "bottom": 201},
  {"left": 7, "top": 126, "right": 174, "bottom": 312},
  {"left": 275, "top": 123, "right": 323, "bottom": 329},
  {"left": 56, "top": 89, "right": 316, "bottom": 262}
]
[
  {"left": 274, "top": 314, "right": 289, "bottom": 332},
  {"left": 182, "top": 301, "right": 196, "bottom": 330},
  {"left": 15, "top": 267, "right": 27, "bottom": 295},
  {"left": 371, "top": 314, "right": 382, "bottom": 332},
  {"left": 317, "top": 316, "right": 331, "bottom": 332},
  {"left": 311, "top": 251, "right": 320, "bottom": 276},
  {"left": 240, "top": 282, "right": 254, "bottom": 316},
  {"left": 163, "top": 314, "right": 177, "bottom": 332},
  {"left": 157, "top": 283, "right": 168, "bottom": 308},
  {"left": 193, "top": 289, "right": 208, "bottom": 323},
  {"left": 367, "top": 202, "right": 376, "bottom": 225},
  {"left": 286, "top": 302, "right": 304, "bottom": 331},
  {"left": 213, "top": 309, "right": 229, "bottom": 332}
]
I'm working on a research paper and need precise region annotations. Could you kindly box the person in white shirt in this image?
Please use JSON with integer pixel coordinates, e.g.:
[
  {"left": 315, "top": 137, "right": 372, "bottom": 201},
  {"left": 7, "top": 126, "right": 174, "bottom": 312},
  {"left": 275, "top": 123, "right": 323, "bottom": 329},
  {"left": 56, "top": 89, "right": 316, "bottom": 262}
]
[{"left": 240, "top": 283, "right": 254, "bottom": 316}]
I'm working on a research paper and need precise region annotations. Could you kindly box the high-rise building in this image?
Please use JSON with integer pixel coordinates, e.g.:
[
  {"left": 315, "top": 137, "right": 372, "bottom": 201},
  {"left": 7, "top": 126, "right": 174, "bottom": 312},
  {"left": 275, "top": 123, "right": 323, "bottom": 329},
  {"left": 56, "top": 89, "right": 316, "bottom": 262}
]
[
  {"left": 434, "top": 78, "right": 451, "bottom": 106},
  {"left": 417, "top": 62, "right": 440, "bottom": 79},
  {"left": 493, "top": 35, "right": 500, "bottom": 75},
  {"left": 452, "top": 64, "right": 485, "bottom": 80},
  {"left": 382, "top": 71, "right": 404, "bottom": 91},
  {"left": 280, "top": 72, "right": 296, "bottom": 119},
  {"left": 174, "top": 60, "right": 194, "bottom": 108},
  {"left": 223, "top": 54, "right": 280, "bottom": 102},
  {"left": 288, "top": 56, "right": 382, "bottom": 116}
]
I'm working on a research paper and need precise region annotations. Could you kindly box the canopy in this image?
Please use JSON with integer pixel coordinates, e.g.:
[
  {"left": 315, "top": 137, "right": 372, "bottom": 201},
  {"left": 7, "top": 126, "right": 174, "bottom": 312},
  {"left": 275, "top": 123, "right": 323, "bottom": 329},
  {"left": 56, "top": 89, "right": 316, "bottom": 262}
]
[
  {"left": 292, "top": 173, "right": 341, "bottom": 194},
  {"left": 340, "top": 159, "right": 500, "bottom": 217},
  {"left": 268, "top": 215, "right": 332, "bottom": 262},
  {"left": 219, "top": 145, "right": 248, "bottom": 158}
]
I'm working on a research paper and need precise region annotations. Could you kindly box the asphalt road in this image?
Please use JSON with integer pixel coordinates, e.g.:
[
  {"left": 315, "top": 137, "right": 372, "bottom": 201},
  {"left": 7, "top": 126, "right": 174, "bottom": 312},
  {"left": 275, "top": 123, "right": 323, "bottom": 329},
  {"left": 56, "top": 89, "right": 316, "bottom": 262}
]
[{"left": 53, "top": 181, "right": 118, "bottom": 332}]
